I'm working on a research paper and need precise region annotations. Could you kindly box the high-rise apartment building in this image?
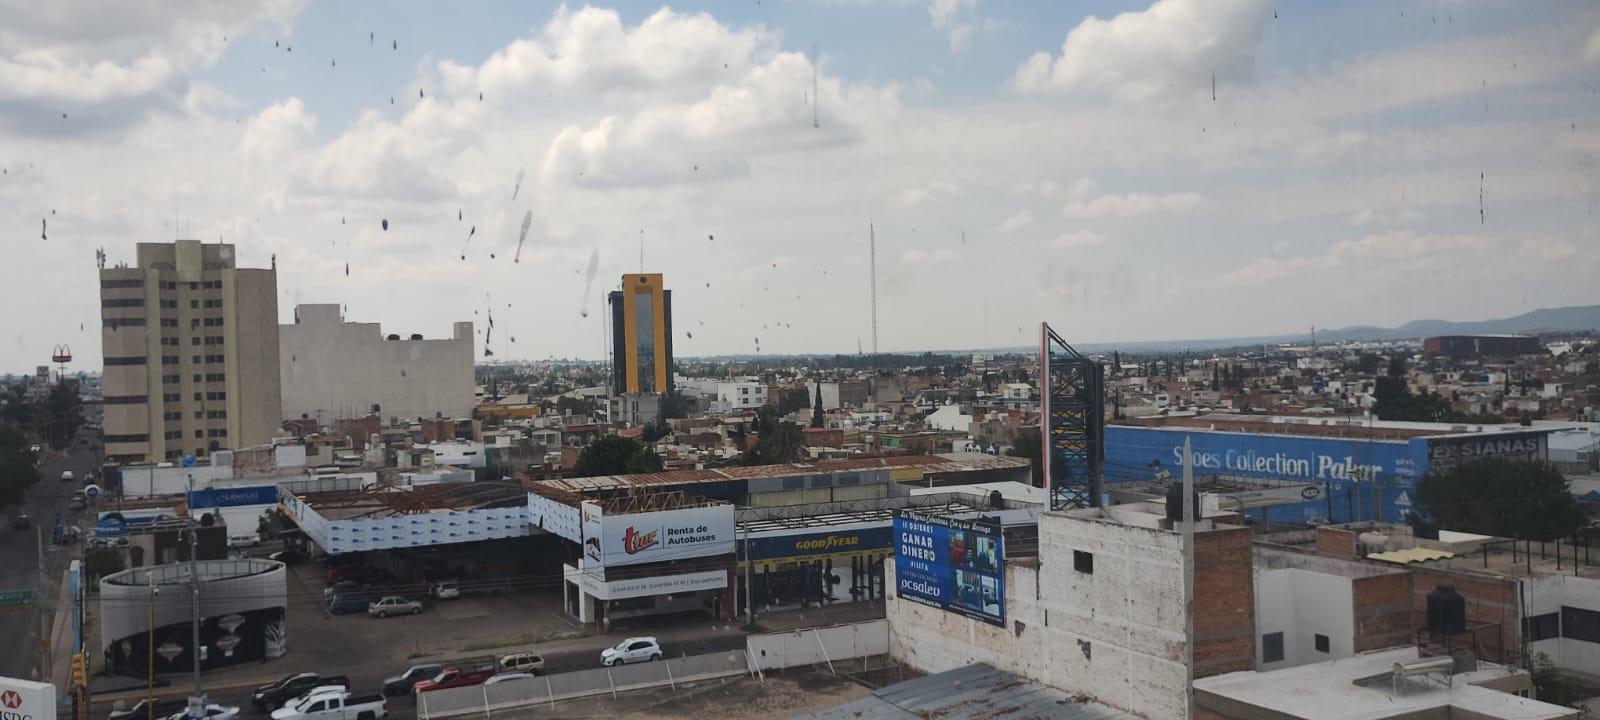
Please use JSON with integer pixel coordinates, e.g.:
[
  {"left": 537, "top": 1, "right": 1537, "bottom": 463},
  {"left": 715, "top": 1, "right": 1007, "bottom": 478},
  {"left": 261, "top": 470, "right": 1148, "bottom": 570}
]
[
  {"left": 99, "top": 240, "right": 282, "bottom": 464},
  {"left": 608, "top": 273, "right": 674, "bottom": 396}
]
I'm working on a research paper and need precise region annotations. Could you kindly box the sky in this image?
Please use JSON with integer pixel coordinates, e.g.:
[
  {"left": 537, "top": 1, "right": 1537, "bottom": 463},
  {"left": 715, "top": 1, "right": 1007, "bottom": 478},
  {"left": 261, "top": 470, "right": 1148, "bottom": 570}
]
[{"left": 2, "top": 0, "right": 1598, "bottom": 372}]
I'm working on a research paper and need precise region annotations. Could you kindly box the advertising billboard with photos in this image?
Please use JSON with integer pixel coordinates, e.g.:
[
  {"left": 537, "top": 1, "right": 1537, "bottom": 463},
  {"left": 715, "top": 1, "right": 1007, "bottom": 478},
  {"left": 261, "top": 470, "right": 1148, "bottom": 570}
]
[{"left": 892, "top": 510, "right": 1005, "bottom": 626}]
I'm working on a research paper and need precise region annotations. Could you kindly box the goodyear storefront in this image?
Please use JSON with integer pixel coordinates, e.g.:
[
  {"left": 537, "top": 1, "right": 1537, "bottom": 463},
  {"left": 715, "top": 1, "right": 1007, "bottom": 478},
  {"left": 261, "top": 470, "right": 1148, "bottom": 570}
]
[{"left": 738, "top": 525, "right": 892, "bottom": 611}]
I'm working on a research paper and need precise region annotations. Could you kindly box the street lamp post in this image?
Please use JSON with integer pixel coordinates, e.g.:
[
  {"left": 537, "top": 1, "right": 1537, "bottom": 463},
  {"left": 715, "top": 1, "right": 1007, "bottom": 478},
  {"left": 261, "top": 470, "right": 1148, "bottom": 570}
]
[{"left": 186, "top": 474, "right": 204, "bottom": 718}]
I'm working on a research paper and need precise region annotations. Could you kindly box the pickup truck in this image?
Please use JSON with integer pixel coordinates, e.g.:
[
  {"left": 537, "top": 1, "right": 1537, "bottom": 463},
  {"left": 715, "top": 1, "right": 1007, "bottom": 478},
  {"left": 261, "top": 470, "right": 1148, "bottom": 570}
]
[
  {"left": 410, "top": 666, "right": 495, "bottom": 695},
  {"left": 269, "top": 691, "right": 386, "bottom": 720}
]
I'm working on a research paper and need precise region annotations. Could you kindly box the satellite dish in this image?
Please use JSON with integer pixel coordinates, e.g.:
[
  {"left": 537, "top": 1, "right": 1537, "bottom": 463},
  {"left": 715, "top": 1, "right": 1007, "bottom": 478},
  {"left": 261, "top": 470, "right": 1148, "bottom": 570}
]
[{"left": 182, "top": 454, "right": 197, "bottom": 467}]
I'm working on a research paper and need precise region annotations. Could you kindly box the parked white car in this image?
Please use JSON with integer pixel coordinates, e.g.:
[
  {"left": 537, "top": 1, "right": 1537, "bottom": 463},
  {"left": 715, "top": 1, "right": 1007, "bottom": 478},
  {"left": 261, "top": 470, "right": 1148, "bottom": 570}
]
[
  {"left": 600, "top": 637, "right": 661, "bottom": 666},
  {"left": 367, "top": 596, "right": 422, "bottom": 618},
  {"left": 269, "top": 691, "right": 385, "bottom": 720},
  {"left": 483, "top": 673, "right": 535, "bottom": 686},
  {"left": 430, "top": 581, "right": 460, "bottom": 600},
  {"left": 158, "top": 704, "right": 239, "bottom": 720}
]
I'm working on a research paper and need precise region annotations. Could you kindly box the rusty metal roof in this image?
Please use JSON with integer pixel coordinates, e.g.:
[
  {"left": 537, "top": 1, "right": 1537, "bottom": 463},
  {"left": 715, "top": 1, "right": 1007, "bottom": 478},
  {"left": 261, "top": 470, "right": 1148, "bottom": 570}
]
[{"left": 529, "top": 454, "right": 1029, "bottom": 499}]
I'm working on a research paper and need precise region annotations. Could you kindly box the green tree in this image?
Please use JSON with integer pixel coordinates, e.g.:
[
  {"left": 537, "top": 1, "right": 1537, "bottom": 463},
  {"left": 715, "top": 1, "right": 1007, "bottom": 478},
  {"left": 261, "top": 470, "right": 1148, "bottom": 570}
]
[
  {"left": 775, "top": 387, "right": 809, "bottom": 416},
  {"left": 1006, "top": 428, "right": 1043, "bottom": 485},
  {"left": 43, "top": 379, "right": 82, "bottom": 450},
  {"left": 0, "top": 424, "right": 41, "bottom": 510},
  {"left": 810, "top": 383, "right": 824, "bottom": 429},
  {"left": 640, "top": 419, "right": 671, "bottom": 443},
  {"left": 1356, "top": 353, "right": 1381, "bottom": 375},
  {"left": 744, "top": 421, "right": 806, "bottom": 465},
  {"left": 554, "top": 396, "right": 596, "bottom": 417},
  {"left": 1413, "top": 458, "right": 1586, "bottom": 541},
  {"left": 83, "top": 548, "right": 125, "bottom": 581},
  {"left": 573, "top": 435, "right": 662, "bottom": 477}
]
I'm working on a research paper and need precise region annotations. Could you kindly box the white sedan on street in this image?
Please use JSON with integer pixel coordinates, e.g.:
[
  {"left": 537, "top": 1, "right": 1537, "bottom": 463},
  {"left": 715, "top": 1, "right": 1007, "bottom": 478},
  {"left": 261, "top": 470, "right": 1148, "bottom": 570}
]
[{"left": 158, "top": 704, "right": 240, "bottom": 720}]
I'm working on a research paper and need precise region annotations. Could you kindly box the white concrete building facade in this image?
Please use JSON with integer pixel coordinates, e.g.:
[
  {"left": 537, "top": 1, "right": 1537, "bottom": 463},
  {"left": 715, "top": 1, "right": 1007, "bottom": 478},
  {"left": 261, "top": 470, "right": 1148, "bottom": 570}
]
[
  {"left": 279, "top": 304, "right": 473, "bottom": 423},
  {"left": 716, "top": 381, "right": 767, "bottom": 410}
]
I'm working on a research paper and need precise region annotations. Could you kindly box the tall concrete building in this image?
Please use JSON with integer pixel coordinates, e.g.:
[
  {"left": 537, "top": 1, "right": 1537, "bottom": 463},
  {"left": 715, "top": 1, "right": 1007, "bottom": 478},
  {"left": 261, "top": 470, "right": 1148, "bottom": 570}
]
[
  {"left": 99, "top": 241, "right": 282, "bottom": 464},
  {"left": 608, "top": 273, "right": 674, "bottom": 396},
  {"left": 280, "top": 304, "right": 474, "bottom": 424}
]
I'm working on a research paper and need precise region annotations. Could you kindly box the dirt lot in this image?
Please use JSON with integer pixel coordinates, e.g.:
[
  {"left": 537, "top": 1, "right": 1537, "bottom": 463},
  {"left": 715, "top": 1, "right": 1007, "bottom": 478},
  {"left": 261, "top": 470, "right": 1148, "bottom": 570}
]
[{"left": 501, "top": 670, "right": 872, "bottom": 720}]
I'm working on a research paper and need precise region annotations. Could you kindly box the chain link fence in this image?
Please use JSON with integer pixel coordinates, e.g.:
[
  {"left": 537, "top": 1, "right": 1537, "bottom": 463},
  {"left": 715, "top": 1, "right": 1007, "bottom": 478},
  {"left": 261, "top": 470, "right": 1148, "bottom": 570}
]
[{"left": 416, "top": 650, "right": 749, "bottom": 719}]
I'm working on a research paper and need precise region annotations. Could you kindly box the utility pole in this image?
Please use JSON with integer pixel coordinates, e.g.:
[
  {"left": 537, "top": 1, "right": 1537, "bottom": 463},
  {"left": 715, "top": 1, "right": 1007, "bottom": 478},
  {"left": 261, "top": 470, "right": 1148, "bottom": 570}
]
[
  {"left": 1181, "top": 436, "right": 1195, "bottom": 720},
  {"left": 36, "top": 525, "right": 49, "bottom": 682},
  {"left": 147, "top": 574, "right": 156, "bottom": 720},
  {"left": 186, "top": 474, "right": 204, "bottom": 716}
]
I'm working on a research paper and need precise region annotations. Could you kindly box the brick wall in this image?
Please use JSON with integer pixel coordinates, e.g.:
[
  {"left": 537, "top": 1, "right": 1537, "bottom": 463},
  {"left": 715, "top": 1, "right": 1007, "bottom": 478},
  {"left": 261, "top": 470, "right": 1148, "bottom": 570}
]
[
  {"left": 1316, "top": 526, "right": 1357, "bottom": 558},
  {"left": 1410, "top": 568, "right": 1519, "bottom": 662},
  {"left": 1351, "top": 572, "right": 1414, "bottom": 652},
  {"left": 1194, "top": 526, "right": 1257, "bottom": 678}
]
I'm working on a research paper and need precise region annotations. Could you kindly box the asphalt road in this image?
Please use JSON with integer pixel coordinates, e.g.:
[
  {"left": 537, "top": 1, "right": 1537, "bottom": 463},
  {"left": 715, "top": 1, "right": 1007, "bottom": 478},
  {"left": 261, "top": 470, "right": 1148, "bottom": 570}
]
[
  {"left": 0, "top": 428, "right": 101, "bottom": 681},
  {"left": 173, "top": 633, "right": 748, "bottom": 720}
]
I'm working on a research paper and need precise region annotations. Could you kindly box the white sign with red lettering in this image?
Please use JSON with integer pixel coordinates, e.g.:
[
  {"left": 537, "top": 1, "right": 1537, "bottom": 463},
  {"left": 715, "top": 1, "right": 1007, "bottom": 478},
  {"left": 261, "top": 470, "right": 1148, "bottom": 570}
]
[
  {"left": 0, "top": 676, "right": 57, "bottom": 720},
  {"left": 582, "top": 503, "right": 733, "bottom": 569}
]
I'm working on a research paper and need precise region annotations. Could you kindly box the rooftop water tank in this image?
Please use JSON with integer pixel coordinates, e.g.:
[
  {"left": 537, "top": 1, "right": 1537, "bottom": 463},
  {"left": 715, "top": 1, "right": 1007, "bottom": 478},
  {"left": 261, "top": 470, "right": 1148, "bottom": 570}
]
[{"left": 1426, "top": 585, "right": 1466, "bottom": 636}]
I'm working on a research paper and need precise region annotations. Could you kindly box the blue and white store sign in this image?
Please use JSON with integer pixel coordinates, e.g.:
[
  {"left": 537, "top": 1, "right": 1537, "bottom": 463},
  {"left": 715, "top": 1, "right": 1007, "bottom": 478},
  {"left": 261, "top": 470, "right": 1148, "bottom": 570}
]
[{"left": 1105, "top": 425, "right": 1550, "bottom": 524}]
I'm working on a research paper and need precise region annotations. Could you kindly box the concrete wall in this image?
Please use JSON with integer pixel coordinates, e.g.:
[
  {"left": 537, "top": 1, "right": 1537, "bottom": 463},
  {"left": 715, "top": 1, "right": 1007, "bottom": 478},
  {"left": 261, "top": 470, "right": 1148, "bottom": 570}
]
[
  {"left": 887, "top": 512, "right": 1254, "bottom": 720},
  {"left": 280, "top": 304, "right": 473, "bottom": 422},
  {"left": 1525, "top": 573, "right": 1600, "bottom": 674},
  {"left": 1254, "top": 568, "right": 1352, "bottom": 669},
  {"left": 230, "top": 268, "right": 281, "bottom": 449}
]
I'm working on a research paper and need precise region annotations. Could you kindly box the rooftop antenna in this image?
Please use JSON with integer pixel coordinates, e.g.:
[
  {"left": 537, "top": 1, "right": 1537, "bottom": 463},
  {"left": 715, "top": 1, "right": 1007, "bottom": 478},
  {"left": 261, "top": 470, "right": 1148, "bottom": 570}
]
[
  {"left": 869, "top": 222, "right": 878, "bottom": 356},
  {"left": 812, "top": 44, "right": 819, "bottom": 129}
]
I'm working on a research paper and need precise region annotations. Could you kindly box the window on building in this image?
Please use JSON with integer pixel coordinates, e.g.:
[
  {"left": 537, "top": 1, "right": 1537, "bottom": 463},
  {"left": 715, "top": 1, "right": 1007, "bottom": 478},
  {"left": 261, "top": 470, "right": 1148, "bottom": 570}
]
[
  {"left": 161, "top": 356, "right": 178, "bottom": 365},
  {"left": 191, "top": 336, "right": 200, "bottom": 345},
  {"left": 104, "top": 317, "right": 147, "bottom": 329},
  {"left": 191, "top": 355, "right": 201, "bottom": 364},
  {"left": 1262, "top": 632, "right": 1285, "bottom": 663},
  {"left": 162, "top": 393, "right": 180, "bottom": 402},
  {"left": 1314, "top": 634, "right": 1330, "bottom": 653},
  {"left": 194, "top": 430, "right": 203, "bottom": 438},
  {"left": 104, "top": 356, "right": 147, "bottom": 366},
  {"left": 104, "top": 395, "right": 147, "bottom": 405},
  {"left": 105, "top": 433, "right": 150, "bottom": 443},
  {"left": 194, "top": 410, "right": 203, "bottom": 419},
  {"left": 101, "top": 278, "right": 144, "bottom": 289},
  {"left": 163, "top": 411, "right": 180, "bottom": 421},
  {"left": 206, "top": 410, "right": 226, "bottom": 419},
  {"left": 159, "top": 299, "right": 177, "bottom": 309},
  {"left": 205, "top": 373, "right": 225, "bottom": 382},
  {"left": 165, "top": 430, "right": 182, "bottom": 440},
  {"left": 193, "top": 392, "right": 202, "bottom": 401},
  {"left": 160, "top": 319, "right": 178, "bottom": 328},
  {"left": 102, "top": 298, "right": 145, "bottom": 308},
  {"left": 162, "top": 374, "right": 179, "bottom": 384},
  {"left": 189, "top": 282, "right": 198, "bottom": 290},
  {"left": 189, "top": 300, "right": 199, "bottom": 309},
  {"left": 1073, "top": 550, "right": 1094, "bottom": 574},
  {"left": 1523, "top": 613, "right": 1560, "bottom": 642},
  {"left": 1563, "top": 606, "right": 1600, "bottom": 644}
]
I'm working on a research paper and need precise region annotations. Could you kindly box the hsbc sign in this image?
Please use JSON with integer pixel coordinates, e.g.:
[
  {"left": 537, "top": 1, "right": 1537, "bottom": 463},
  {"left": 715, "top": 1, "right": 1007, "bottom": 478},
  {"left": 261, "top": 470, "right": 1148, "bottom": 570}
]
[{"left": 0, "top": 676, "right": 55, "bottom": 720}]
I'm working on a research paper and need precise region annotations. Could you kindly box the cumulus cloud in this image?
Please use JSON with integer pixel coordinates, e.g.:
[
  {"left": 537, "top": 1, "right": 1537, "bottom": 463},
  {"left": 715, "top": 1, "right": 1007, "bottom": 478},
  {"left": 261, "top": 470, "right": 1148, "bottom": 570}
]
[
  {"left": 995, "top": 208, "right": 1032, "bottom": 232},
  {"left": 0, "top": 0, "right": 301, "bottom": 131},
  {"left": 1036, "top": 230, "right": 1105, "bottom": 248},
  {"left": 1010, "top": 0, "right": 1272, "bottom": 101},
  {"left": 438, "top": 6, "right": 769, "bottom": 103},
  {"left": 539, "top": 46, "right": 895, "bottom": 188},
  {"left": 899, "top": 248, "right": 959, "bottom": 265},
  {"left": 894, "top": 181, "right": 963, "bottom": 208},
  {"left": 1221, "top": 230, "right": 1487, "bottom": 285},
  {"left": 930, "top": 0, "right": 979, "bottom": 55},
  {"left": 1062, "top": 191, "right": 1202, "bottom": 219}
]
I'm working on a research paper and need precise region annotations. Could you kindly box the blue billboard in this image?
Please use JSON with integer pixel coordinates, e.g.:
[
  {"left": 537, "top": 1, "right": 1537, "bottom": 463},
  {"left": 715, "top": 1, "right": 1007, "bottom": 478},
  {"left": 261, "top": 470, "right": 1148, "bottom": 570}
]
[
  {"left": 892, "top": 511, "right": 1005, "bottom": 627},
  {"left": 1104, "top": 425, "right": 1426, "bottom": 524}
]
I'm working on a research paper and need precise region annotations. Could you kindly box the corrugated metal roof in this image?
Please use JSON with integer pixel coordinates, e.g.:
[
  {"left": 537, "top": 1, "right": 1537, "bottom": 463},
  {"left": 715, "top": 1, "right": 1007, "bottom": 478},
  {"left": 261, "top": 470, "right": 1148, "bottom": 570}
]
[
  {"left": 533, "top": 455, "right": 1030, "bottom": 496},
  {"left": 792, "top": 663, "right": 1134, "bottom": 720},
  {"left": 1368, "top": 547, "right": 1456, "bottom": 565}
]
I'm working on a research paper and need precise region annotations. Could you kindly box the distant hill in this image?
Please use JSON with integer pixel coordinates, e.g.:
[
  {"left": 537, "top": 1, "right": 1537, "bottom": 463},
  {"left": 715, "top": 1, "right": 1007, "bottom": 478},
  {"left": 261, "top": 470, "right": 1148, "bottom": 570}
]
[{"left": 1039, "top": 304, "right": 1600, "bottom": 355}]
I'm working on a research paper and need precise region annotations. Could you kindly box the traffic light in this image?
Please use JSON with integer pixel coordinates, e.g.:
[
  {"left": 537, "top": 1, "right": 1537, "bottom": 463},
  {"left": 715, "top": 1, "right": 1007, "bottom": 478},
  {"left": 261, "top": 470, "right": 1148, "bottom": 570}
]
[{"left": 71, "top": 652, "right": 87, "bottom": 688}]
